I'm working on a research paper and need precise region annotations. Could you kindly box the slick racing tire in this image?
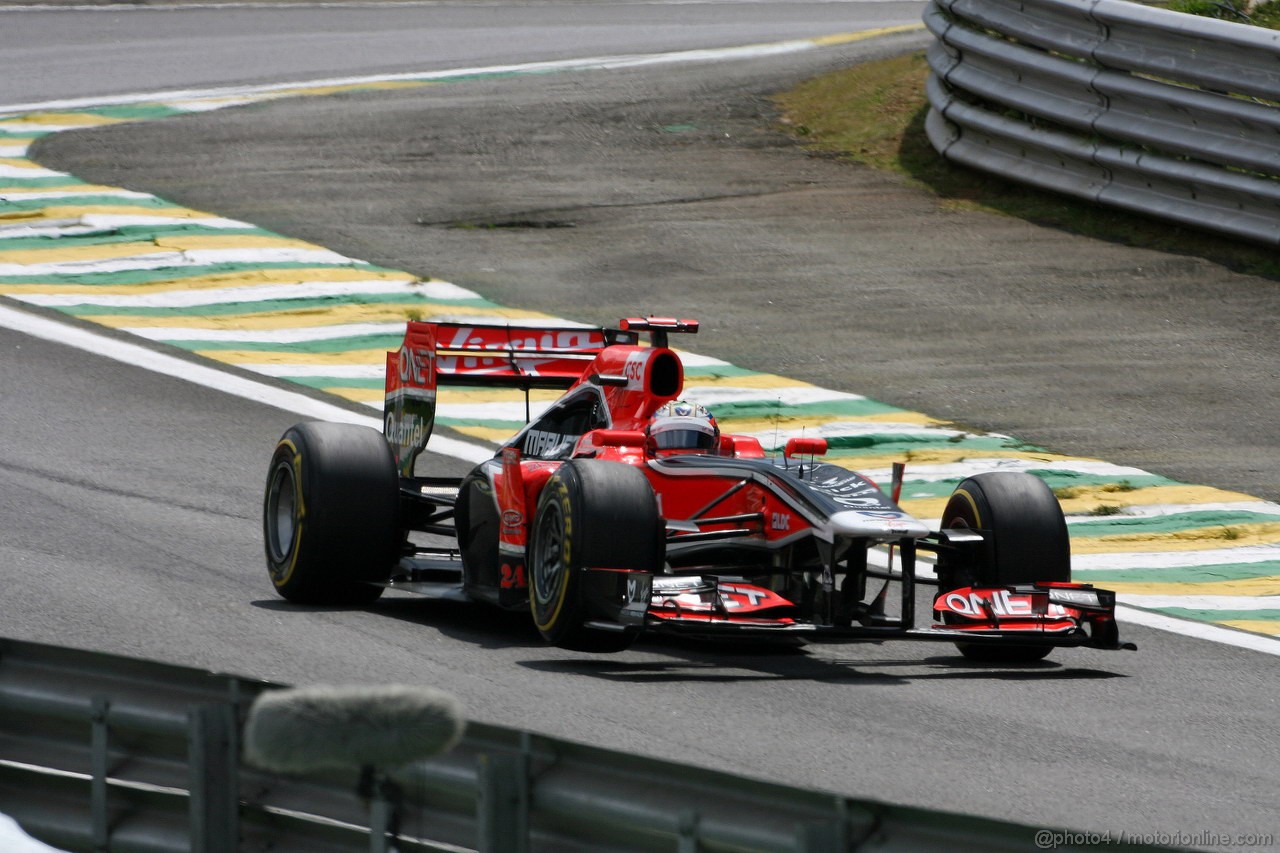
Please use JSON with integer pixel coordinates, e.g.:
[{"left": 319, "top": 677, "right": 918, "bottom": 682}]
[
  {"left": 937, "top": 472, "right": 1070, "bottom": 663},
  {"left": 528, "top": 460, "right": 663, "bottom": 653},
  {"left": 264, "top": 421, "right": 401, "bottom": 605}
]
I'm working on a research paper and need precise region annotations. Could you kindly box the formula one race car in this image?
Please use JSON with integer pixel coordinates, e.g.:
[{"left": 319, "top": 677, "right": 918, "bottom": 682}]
[{"left": 263, "top": 317, "right": 1132, "bottom": 661}]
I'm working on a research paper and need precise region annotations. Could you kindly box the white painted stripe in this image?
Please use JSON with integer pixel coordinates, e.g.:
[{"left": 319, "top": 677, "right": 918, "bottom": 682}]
[
  {"left": 435, "top": 400, "right": 553, "bottom": 422},
  {"left": 0, "top": 303, "right": 493, "bottom": 463},
  {"left": 742, "top": 422, "right": 978, "bottom": 446},
  {"left": 0, "top": 36, "right": 850, "bottom": 116},
  {"left": 0, "top": 189, "right": 156, "bottom": 201},
  {"left": 247, "top": 363, "right": 385, "bottom": 379},
  {"left": 4, "top": 279, "right": 461, "bottom": 308},
  {"left": 1115, "top": 605, "right": 1280, "bottom": 656},
  {"left": 0, "top": 145, "right": 29, "bottom": 157},
  {"left": 162, "top": 96, "right": 284, "bottom": 112},
  {"left": 672, "top": 349, "right": 733, "bottom": 368},
  {"left": 421, "top": 314, "right": 595, "bottom": 329},
  {"left": 430, "top": 399, "right": 916, "bottom": 426},
  {"left": 1066, "top": 501, "right": 1280, "bottom": 523},
  {"left": 1073, "top": 544, "right": 1280, "bottom": 571},
  {"left": 0, "top": 215, "right": 255, "bottom": 239},
  {"left": 127, "top": 321, "right": 407, "bottom": 342},
  {"left": 0, "top": 247, "right": 358, "bottom": 277},
  {"left": 0, "top": 164, "right": 67, "bottom": 178},
  {"left": 1119, "top": 594, "right": 1280, "bottom": 611},
  {"left": 861, "top": 457, "right": 1152, "bottom": 483},
  {"left": 0, "top": 123, "right": 99, "bottom": 134},
  {"left": 682, "top": 385, "right": 868, "bottom": 406}
]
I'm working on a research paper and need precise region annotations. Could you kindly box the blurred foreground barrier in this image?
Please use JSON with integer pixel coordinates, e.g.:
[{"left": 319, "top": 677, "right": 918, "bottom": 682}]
[
  {"left": 0, "top": 637, "right": 1163, "bottom": 852},
  {"left": 923, "top": 0, "right": 1280, "bottom": 245}
]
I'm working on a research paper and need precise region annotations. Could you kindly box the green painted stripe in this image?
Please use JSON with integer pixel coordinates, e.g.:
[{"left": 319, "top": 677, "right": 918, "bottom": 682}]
[
  {"left": 75, "top": 104, "right": 187, "bottom": 122},
  {"left": 682, "top": 363, "right": 764, "bottom": 380},
  {"left": 0, "top": 195, "right": 189, "bottom": 212},
  {"left": 1071, "top": 563, "right": 1280, "bottom": 583},
  {"left": 0, "top": 225, "right": 271, "bottom": 251},
  {"left": 1159, "top": 608, "right": 1280, "bottom": 622},
  {"left": 0, "top": 261, "right": 387, "bottom": 286},
  {"left": 896, "top": 472, "right": 1174, "bottom": 499},
  {"left": 175, "top": 333, "right": 403, "bottom": 352},
  {"left": 1069, "top": 511, "right": 1280, "bottom": 537},
  {"left": 821, "top": 433, "right": 1016, "bottom": 452},
  {"left": 435, "top": 417, "right": 525, "bottom": 430},
  {"left": 713, "top": 398, "right": 913, "bottom": 419},
  {"left": 0, "top": 176, "right": 88, "bottom": 189},
  {"left": 822, "top": 436, "right": 1046, "bottom": 461},
  {"left": 62, "top": 293, "right": 491, "bottom": 317},
  {"left": 288, "top": 377, "right": 382, "bottom": 390}
]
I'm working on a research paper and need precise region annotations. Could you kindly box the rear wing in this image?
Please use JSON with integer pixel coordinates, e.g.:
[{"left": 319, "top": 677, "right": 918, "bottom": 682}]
[
  {"left": 383, "top": 317, "right": 697, "bottom": 474},
  {"left": 428, "top": 321, "right": 615, "bottom": 389}
]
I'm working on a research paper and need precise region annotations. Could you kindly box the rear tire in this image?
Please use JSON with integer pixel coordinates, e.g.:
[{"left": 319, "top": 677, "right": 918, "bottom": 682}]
[
  {"left": 528, "top": 460, "right": 663, "bottom": 652},
  {"left": 937, "top": 472, "right": 1070, "bottom": 663},
  {"left": 264, "top": 421, "right": 401, "bottom": 605}
]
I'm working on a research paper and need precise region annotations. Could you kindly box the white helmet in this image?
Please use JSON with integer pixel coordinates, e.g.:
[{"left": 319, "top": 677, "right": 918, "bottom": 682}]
[{"left": 647, "top": 400, "right": 719, "bottom": 452}]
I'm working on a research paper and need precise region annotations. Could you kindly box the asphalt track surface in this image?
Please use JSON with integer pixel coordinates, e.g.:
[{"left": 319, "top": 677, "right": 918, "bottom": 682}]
[{"left": 2, "top": 2, "right": 1279, "bottom": 849}]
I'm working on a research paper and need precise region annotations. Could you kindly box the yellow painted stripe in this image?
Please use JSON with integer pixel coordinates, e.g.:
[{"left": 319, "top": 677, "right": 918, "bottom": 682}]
[
  {"left": 326, "top": 387, "right": 383, "bottom": 405},
  {"left": 450, "top": 425, "right": 514, "bottom": 443},
  {"left": 0, "top": 233, "right": 318, "bottom": 264},
  {"left": 1054, "top": 484, "right": 1260, "bottom": 515},
  {"left": 685, "top": 373, "right": 818, "bottom": 390},
  {"left": 811, "top": 24, "right": 926, "bottom": 46},
  {"left": 0, "top": 267, "right": 419, "bottom": 294},
  {"left": 200, "top": 348, "right": 388, "bottom": 366},
  {"left": 0, "top": 112, "right": 126, "bottom": 128},
  {"left": 95, "top": 303, "right": 547, "bottom": 330},
  {"left": 1071, "top": 521, "right": 1280, "bottom": 555},
  {"left": 272, "top": 81, "right": 430, "bottom": 98},
  {"left": 1106, "top": 577, "right": 1280, "bottom": 597},
  {"left": 894, "top": 484, "right": 1263, "bottom": 521},
  {"left": 827, "top": 448, "right": 1075, "bottom": 471},
  {"left": 0, "top": 157, "right": 56, "bottom": 170},
  {"left": 0, "top": 183, "right": 157, "bottom": 196},
  {"left": 718, "top": 411, "right": 944, "bottom": 434},
  {"left": 0, "top": 204, "right": 221, "bottom": 221},
  {"left": 896, "top": 497, "right": 949, "bottom": 518},
  {"left": 1218, "top": 620, "right": 1280, "bottom": 636},
  {"left": 332, "top": 387, "right": 567, "bottom": 415}
]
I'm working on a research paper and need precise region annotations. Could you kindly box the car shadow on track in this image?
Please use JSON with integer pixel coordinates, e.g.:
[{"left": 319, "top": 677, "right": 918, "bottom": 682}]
[
  {"left": 253, "top": 597, "right": 1128, "bottom": 683},
  {"left": 519, "top": 636, "right": 1129, "bottom": 685},
  {"left": 251, "top": 594, "right": 550, "bottom": 651}
]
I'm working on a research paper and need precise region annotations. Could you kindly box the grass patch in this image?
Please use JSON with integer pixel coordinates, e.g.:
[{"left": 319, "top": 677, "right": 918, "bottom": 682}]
[
  {"left": 1054, "top": 481, "right": 1140, "bottom": 501},
  {"left": 772, "top": 51, "right": 1280, "bottom": 278},
  {"left": 1163, "top": 0, "right": 1280, "bottom": 27}
]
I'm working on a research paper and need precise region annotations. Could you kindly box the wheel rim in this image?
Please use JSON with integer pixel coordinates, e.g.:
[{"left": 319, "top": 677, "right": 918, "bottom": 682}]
[
  {"left": 265, "top": 460, "right": 298, "bottom": 569},
  {"left": 532, "top": 501, "right": 565, "bottom": 608}
]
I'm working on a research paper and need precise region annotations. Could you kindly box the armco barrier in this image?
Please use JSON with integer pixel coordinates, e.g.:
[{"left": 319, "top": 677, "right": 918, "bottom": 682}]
[
  {"left": 923, "top": 0, "right": 1280, "bottom": 245},
  {"left": 0, "top": 637, "right": 1169, "bottom": 852}
]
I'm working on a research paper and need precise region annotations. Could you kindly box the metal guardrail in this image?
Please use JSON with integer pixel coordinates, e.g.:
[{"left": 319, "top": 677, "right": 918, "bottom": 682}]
[
  {"left": 923, "top": 0, "right": 1280, "bottom": 245},
  {"left": 0, "top": 636, "right": 1161, "bottom": 853}
]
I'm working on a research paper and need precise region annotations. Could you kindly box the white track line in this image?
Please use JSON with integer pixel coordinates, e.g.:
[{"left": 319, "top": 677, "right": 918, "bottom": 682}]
[{"left": 0, "top": 303, "right": 494, "bottom": 463}]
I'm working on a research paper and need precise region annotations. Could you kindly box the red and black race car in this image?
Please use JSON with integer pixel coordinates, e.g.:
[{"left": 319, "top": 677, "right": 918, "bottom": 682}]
[{"left": 263, "top": 317, "right": 1133, "bottom": 660}]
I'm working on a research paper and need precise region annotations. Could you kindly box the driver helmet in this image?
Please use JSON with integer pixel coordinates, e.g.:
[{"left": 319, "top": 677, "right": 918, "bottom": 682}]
[{"left": 647, "top": 399, "right": 719, "bottom": 453}]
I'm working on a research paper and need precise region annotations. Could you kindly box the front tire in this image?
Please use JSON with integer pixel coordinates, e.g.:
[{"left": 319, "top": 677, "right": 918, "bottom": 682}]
[
  {"left": 937, "top": 472, "right": 1070, "bottom": 663},
  {"left": 528, "top": 460, "right": 663, "bottom": 653},
  {"left": 264, "top": 421, "right": 401, "bottom": 605}
]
